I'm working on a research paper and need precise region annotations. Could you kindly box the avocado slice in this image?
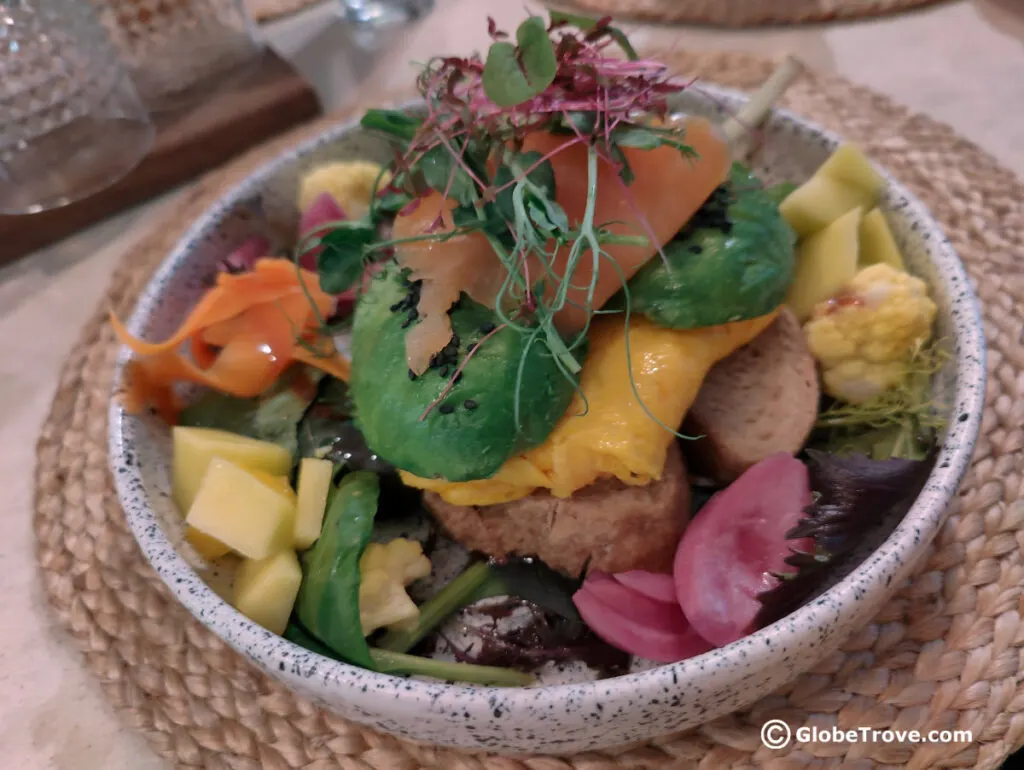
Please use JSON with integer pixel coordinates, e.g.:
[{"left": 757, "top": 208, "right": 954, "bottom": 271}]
[
  {"left": 616, "top": 164, "right": 796, "bottom": 330},
  {"left": 349, "top": 268, "right": 580, "bottom": 482}
]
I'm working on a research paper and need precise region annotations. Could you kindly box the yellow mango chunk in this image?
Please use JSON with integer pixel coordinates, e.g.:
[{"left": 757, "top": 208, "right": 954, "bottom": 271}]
[
  {"left": 779, "top": 144, "right": 884, "bottom": 238},
  {"left": 186, "top": 458, "right": 295, "bottom": 559},
  {"left": 249, "top": 470, "right": 296, "bottom": 502},
  {"left": 185, "top": 526, "right": 231, "bottom": 561},
  {"left": 234, "top": 550, "right": 302, "bottom": 635},
  {"left": 859, "top": 208, "right": 906, "bottom": 271},
  {"left": 294, "top": 458, "right": 334, "bottom": 550},
  {"left": 787, "top": 207, "right": 862, "bottom": 321},
  {"left": 819, "top": 144, "right": 885, "bottom": 196},
  {"left": 403, "top": 312, "right": 777, "bottom": 504},
  {"left": 172, "top": 426, "right": 292, "bottom": 513}
]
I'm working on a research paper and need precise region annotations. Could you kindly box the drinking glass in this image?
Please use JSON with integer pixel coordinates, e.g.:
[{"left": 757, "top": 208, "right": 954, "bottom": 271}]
[
  {"left": 0, "top": 0, "right": 155, "bottom": 215},
  {"left": 341, "top": 0, "right": 434, "bottom": 26},
  {"left": 93, "top": 0, "right": 263, "bottom": 112}
]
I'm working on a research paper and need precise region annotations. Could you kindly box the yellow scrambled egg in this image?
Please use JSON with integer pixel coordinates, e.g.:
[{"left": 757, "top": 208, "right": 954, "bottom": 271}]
[{"left": 401, "top": 311, "right": 778, "bottom": 505}]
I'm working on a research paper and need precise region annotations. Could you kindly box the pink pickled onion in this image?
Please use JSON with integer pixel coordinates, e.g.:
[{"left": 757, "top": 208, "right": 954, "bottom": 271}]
[
  {"left": 298, "top": 192, "right": 347, "bottom": 271},
  {"left": 613, "top": 571, "right": 678, "bottom": 604},
  {"left": 220, "top": 236, "right": 270, "bottom": 273},
  {"left": 674, "top": 453, "right": 814, "bottom": 647},
  {"left": 573, "top": 573, "right": 712, "bottom": 663}
]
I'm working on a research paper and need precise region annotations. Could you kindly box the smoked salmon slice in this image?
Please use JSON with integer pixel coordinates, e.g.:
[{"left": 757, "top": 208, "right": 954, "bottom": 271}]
[{"left": 391, "top": 116, "right": 732, "bottom": 372}]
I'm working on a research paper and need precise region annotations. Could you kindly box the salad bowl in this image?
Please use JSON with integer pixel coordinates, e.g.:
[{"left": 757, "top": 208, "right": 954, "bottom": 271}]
[{"left": 109, "top": 80, "right": 985, "bottom": 754}]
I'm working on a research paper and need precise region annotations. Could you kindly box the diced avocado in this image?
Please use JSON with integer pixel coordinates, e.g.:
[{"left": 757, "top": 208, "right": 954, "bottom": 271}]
[{"left": 349, "top": 269, "right": 579, "bottom": 482}]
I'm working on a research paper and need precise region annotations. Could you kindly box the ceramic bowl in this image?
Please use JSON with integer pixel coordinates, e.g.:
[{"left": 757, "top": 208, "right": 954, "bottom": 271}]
[{"left": 109, "top": 85, "right": 986, "bottom": 755}]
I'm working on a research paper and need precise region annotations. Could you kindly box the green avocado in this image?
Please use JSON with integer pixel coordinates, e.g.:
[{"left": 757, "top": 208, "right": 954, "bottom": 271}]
[
  {"left": 615, "top": 164, "right": 797, "bottom": 329},
  {"left": 349, "top": 268, "right": 579, "bottom": 482}
]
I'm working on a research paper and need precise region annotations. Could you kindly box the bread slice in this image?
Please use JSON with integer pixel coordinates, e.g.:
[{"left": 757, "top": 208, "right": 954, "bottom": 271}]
[
  {"left": 423, "top": 443, "right": 690, "bottom": 578},
  {"left": 683, "top": 308, "right": 819, "bottom": 482}
]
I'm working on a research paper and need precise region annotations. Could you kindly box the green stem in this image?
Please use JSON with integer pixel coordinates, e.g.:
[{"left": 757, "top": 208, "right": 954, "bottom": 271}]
[
  {"left": 377, "top": 561, "right": 494, "bottom": 653},
  {"left": 369, "top": 650, "right": 533, "bottom": 687},
  {"left": 721, "top": 56, "right": 804, "bottom": 158}
]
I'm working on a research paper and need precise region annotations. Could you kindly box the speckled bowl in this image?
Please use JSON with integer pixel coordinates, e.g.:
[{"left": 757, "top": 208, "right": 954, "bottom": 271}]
[{"left": 109, "top": 85, "right": 986, "bottom": 755}]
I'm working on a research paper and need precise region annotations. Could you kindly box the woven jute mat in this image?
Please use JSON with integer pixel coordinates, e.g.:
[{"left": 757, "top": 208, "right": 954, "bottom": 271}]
[
  {"left": 33, "top": 50, "right": 1024, "bottom": 769},
  {"left": 246, "top": 0, "right": 324, "bottom": 22},
  {"left": 552, "top": 0, "right": 948, "bottom": 26}
]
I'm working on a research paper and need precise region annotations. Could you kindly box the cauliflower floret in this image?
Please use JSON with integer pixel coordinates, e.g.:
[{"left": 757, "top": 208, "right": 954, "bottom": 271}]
[
  {"left": 804, "top": 263, "right": 937, "bottom": 404},
  {"left": 299, "top": 161, "right": 391, "bottom": 221},
  {"left": 357, "top": 538, "right": 431, "bottom": 635}
]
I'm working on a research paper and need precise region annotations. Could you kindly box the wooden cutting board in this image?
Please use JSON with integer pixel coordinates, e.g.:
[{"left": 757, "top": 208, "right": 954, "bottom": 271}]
[{"left": 0, "top": 50, "right": 321, "bottom": 264}]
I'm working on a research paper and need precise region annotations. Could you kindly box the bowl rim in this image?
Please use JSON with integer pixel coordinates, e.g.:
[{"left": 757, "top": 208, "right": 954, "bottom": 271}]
[{"left": 108, "top": 84, "right": 986, "bottom": 719}]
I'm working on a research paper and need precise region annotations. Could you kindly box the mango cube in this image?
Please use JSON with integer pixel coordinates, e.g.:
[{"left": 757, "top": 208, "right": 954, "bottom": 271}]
[
  {"left": 859, "top": 208, "right": 906, "bottom": 271},
  {"left": 294, "top": 458, "right": 334, "bottom": 550},
  {"left": 234, "top": 550, "right": 302, "bottom": 635},
  {"left": 779, "top": 144, "right": 884, "bottom": 238},
  {"left": 786, "top": 206, "right": 862, "bottom": 321},
  {"left": 185, "top": 458, "right": 295, "bottom": 559},
  {"left": 172, "top": 426, "right": 292, "bottom": 513},
  {"left": 818, "top": 143, "right": 885, "bottom": 196},
  {"left": 185, "top": 526, "right": 232, "bottom": 561}
]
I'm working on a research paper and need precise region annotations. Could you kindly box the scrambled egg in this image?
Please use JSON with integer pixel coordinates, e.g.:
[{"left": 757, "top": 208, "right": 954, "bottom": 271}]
[{"left": 401, "top": 312, "right": 777, "bottom": 505}]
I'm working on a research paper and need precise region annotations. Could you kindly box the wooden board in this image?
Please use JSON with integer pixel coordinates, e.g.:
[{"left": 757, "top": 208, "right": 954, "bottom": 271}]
[{"left": 0, "top": 50, "right": 321, "bottom": 264}]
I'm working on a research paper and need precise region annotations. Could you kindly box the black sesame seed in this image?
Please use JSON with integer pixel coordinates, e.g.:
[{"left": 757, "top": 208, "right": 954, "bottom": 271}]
[
  {"left": 464, "top": 399, "right": 478, "bottom": 410},
  {"left": 453, "top": 372, "right": 463, "bottom": 384},
  {"left": 439, "top": 404, "right": 455, "bottom": 415},
  {"left": 688, "top": 245, "right": 703, "bottom": 254},
  {"left": 439, "top": 366, "right": 449, "bottom": 378},
  {"left": 479, "top": 322, "right": 496, "bottom": 334},
  {"left": 407, "top": 308, "right": 419, "bottom": 321},
  {"left": 401, "top": 317, "right": 413, "bottom": 329},
  {"left": 390, "top": 301, "right": 404, "bottom": 312}
]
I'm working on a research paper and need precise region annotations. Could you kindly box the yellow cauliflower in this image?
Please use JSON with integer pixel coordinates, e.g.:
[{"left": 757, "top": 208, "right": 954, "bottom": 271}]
[
  {"left": 804, "top": 263, "right": 937, "bottom": 404},
  {"left": 357, "top": 538, "right": 431, "bottom": 635},
  {"left": 299, "top": 161, "right": 391, "bottom": 221}
]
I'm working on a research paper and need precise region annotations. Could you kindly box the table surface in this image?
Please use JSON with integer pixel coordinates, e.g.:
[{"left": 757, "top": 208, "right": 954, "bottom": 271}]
[{"left": 2, "top": 1, "right": 1022, "bottom": 767}]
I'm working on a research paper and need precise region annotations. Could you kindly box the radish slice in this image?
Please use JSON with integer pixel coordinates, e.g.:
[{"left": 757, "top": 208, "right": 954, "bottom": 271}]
[
  {"left": 298, "top": 193, "right": 347, "bottom": 270},
  {"left": 574, "top": 584, "right": 712, "bottom": 663},
  {"left": 613, "top": 571, "right": 678, "bottom": 604},
  {"left": 674, "top": 452, "right": 814, "bottom": 647}
]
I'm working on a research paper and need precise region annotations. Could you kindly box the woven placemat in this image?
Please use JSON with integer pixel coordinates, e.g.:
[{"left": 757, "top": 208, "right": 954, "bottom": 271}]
[
  {"left": 246, "top": 0, "right": 324, "bottom": 22},
  {"left": 33, "top": 50, "right": 1024, "bottom": 769},
  {"left": 551, "top": 0, "right": 949, "bottom": 27}
]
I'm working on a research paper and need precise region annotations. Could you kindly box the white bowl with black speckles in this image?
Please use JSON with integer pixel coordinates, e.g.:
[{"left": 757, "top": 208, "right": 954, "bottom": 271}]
[{"left": 109, "top": 85, "right": 986, "bottom": 755}]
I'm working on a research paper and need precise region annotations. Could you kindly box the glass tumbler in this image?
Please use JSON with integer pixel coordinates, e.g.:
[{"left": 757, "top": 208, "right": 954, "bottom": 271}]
[
  {"left": 341, "top": 0, "right": 434, "bottom": 26},
  {"left": 93, "top": 0, "right": 263, "bottom": 112},
  {"left": 0, "top": 0, "right": 155, "bottom": 215}
]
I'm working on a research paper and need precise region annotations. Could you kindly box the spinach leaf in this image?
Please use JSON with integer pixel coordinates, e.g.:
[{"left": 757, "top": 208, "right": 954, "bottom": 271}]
[
  {"left": 359, "top": 109, "right": 423, "bottom": 143},
  {"left": 295, "top": 471, "right": 380, "bottom": 669},
  {"left": 482, "top": 17, "right": 557, "bottom": 107},
  {"left": 420, "top": 145, "right": 476, "bottom": 205},
  {"left": 178, "top": 368, "right": 319, "bottom": 456},
  {"left": 317, "top": 222, "right": 377, "bottom": 294}
]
